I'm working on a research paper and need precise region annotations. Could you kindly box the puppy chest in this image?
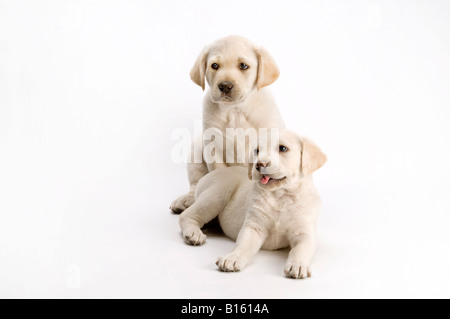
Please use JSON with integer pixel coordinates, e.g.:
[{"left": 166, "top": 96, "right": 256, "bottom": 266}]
[
  {"left": 262, "top": 219, "right": 290, "bottom": 250},
  {"left": 214, "top": 109, "right": 255, "bottom": 165},
  {"left": 224, "top": 108, "right": 253, "bottom": 130}
]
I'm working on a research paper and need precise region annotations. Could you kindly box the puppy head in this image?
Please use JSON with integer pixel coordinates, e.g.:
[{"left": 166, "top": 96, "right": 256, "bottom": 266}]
[
  {"left": 248, "top": 130, "right": 327, "bottom": 189},
  {"left": 190, "top": 35, "right": 279, "bottom": 104}
]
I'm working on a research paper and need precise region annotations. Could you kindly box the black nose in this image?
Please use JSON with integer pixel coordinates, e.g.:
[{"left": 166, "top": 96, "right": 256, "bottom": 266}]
[
  {"left": 218, "top": 81, "right": 233, "bottom": 94},
  {"left": 256, "top": 162, "right": 269, "bottom": 171}
]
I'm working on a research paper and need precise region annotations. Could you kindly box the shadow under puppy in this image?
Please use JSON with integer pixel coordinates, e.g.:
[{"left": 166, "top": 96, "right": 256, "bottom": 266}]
[{"left": 179, "top": 129, "right": 327, "bottom": 279}]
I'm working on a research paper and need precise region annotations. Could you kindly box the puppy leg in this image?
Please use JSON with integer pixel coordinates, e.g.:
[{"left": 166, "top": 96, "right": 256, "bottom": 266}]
[
  {"left": 216, "top": 224, "right": 266, "bottom": 272},
  {"left": 179, "top": 189, "right": 227, "bottom": 246},
  {"left": 284, "top": 231, "right": 316, "bottom": 279},
  {"left": 170, "top": 160, "right": 208, "bottom": 214}
]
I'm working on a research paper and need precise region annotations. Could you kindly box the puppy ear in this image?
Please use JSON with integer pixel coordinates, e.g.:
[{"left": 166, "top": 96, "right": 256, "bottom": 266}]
[
  {"left": 256, "top": 47, "right": 280, "bottom": 90},
  {"left": 301, "top": 137, "right": 327, "bottom": 176},
  {"left": 190, "top": 46, "right": 209, "bottom": 90}
]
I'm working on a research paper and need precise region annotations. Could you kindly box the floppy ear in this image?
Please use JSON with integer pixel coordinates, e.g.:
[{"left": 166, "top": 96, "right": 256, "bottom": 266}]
[
  {"left": 256, "top": 47, "right": 280, "bottom": 90},
  {"left": 300, "top": 137, "right": 327, "bottom": 176},
  {"left": 190, "top": 46, "right": 209, "bottom": 90}
]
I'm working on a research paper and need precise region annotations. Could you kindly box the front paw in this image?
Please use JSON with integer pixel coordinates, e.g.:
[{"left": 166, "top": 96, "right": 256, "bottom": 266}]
[
  {"left": 170, "top": 193, "right": 195, "bottom": 214},
  {"left": 183, "top": 229, "right": 206, "bottom": 246},
  {"left": 284, "top": 262, "right": 311, "bottom": 279},
  {"left": 216, "top": 254, "right": 244, "bottom": 272}
]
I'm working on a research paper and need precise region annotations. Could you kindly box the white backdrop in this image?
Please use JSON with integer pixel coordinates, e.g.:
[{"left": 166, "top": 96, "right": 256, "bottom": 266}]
[{"left": 1, "top": 0, "right": 450, "bottom": 298}]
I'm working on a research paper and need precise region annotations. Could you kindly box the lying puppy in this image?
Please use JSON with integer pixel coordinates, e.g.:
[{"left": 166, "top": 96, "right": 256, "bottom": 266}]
[
  {"left": 179, "top": 130, "right": 327, "bottom": 279},
  {"left": 170, "top": 35, "right": 285, "bottom": 214}
]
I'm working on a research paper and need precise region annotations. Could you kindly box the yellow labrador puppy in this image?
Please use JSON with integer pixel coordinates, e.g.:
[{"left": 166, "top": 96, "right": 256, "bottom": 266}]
[
  {"left": 170, "top": 35, "right": 285, "bottom": 213},
  {"left": 179, "top": 130, "right": 327, "bottom": 279}
]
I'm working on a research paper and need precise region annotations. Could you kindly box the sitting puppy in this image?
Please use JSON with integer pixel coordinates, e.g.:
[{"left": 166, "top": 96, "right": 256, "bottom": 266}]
[
  {"left": 170, "top": 35, "right": 285, "bottom": 214},
  {"left": 179, "top": 130, "right": 327, "bottom": 279}
]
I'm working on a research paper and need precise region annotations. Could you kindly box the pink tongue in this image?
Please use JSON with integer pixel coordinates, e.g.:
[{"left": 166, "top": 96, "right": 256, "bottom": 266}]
[{"left": 260, "top": 176, "right": 270, "bottom": 185}]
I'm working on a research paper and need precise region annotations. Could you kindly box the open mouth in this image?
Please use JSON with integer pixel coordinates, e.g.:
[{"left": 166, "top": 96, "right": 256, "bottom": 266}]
[{"left": 259, "top": 175, "right": 287, "bottom": 185}]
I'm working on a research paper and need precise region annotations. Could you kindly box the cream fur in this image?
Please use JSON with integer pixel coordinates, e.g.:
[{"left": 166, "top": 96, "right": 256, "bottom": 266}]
[
  {"left": 170, "top": 35, "right": 285, "bottom": 213},
  {"left": 179, "top": 130, "right": 327, "bottom": 279}
]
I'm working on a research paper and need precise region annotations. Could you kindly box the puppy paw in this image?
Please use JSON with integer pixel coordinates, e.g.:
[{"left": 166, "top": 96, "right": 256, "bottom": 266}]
[
  {"left": 284, "top": 262, "right": 311, "bottom": 279},
  {"left": 170, "top": 194, "right": 195, "bottom": 214},
  {"left": 183, "top": 229, "right": 206, "bottom": 246},
  {"left": 216, "top": 254, "right": 243, "bottom": 272}
]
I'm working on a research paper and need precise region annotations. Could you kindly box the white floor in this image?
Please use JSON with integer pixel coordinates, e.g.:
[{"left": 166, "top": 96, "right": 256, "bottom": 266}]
[
  {"left": 1, "top": 0, "right": 450, "bottom": 299},
  {"left": 2, "top": 176, "right": 450, "bottom": 298}
]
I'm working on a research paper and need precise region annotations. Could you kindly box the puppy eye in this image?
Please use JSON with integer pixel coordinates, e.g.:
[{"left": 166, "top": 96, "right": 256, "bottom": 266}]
[
  {"left": 211, "top": 63, "right": 219, "bottom": 70},
  {"left": 254, "top": 148, "right": 259, "bottom": 156},
  {"left": 279, "top": 145, "right": 288, "bottom": 152},
  {"left": 239, "top": 63, "right": 249, "bottom": 70}
]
